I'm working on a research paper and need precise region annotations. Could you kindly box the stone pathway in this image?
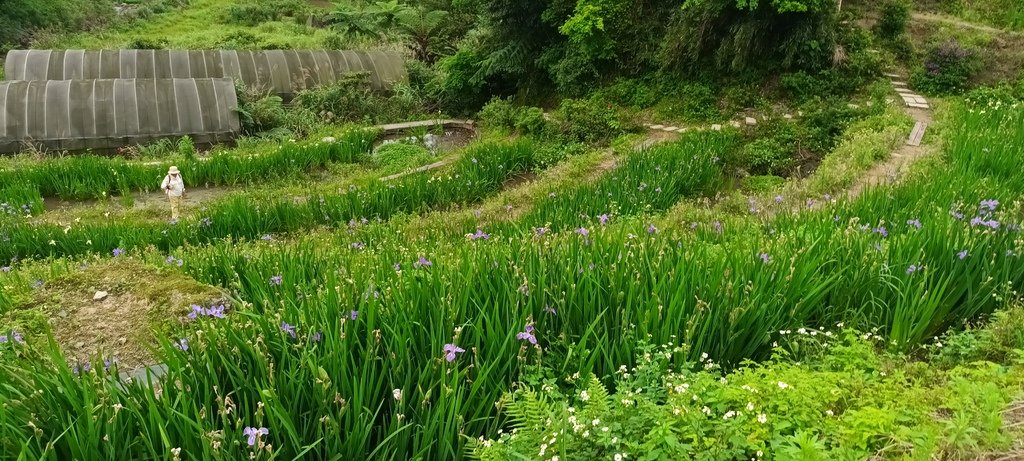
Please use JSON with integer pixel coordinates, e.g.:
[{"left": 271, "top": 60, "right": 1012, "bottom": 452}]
[
  {"left": 641, "top": 113, "right": 784, "bottom": 136},
  {"left": 886, "top": 74, "right": 930, "bottom": 110},
  {"left": 846, "top": 73, "right": 934, "bottom": 197}
]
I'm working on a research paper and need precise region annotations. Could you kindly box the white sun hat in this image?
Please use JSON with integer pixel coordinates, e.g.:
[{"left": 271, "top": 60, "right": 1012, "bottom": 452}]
[{"left": 168, "top": 166, "right": 180, "bottom": 175}]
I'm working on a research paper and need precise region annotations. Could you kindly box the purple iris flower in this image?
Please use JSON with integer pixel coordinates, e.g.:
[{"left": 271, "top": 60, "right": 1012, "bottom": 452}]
[
  {"left": 906, "top": 265, "right": 920, "bottom": 274},
  {"left": 759, "top": 253, "right": 771, "bottom": 264},
  {"left": 543, "top": 305, "right": 557, "bottom": 315},
  {"left": 576, "top": 227, "right": 590, "bottom": 237},
  {"left": 71, "top": 362, "right": 91, "bottom": 376},
  {"left": 261, "top": 234, "right": 274, "bottom": 241},
  {"left": 647, "top": 224, "right": 658, "bottom": 234},
  {"left": 280, "top": 322, "right": 297, "bottom": 338},
  {"left": 957, "top": 250, "right": 969, "bottom": 260},
  {"left": 414, "top": 257, "right": 432, "bottom": 268},
  {"left": 535, "top": 227, "right": 548, "bottom": 236},
  {"left": 469, "top": 229, "right": 490, "bottom": 240},
  {"left": 243, "top": 427, "right": 269, "bottom": 446},
  {"left": 0, "top": 266, "right": 9, "bottom": 272},
  {"left": 112, "top": 248, "right": 124, "bottom": 257},
  {"left": 187, "top": 305, "right": 204, "bottom": 320},
  {"left": 174, "top": 338, "right": 188, "bottom": 351},
  {"left": 393, "top": 263, "right": 402, "bottom": 271},
  {"left": 349, "top": 310, "right": 358, "bottom": 321},
  {"left": 599, "top": 214, "right": 610, "bottom": 225},
  {"left": 950, "top": 210, "right": 964, "bottom": 220},
  {"left": 351, "top": 242, "right": 366, "bottom": 250},
  {"left": 873, "top": 227, "right": 888, "bottom": 237},
  {"left": 207, "top": 305, "right": 226, "bottom": 319},
  {"left": 980, "top": 199, "right": 999, "bottom": 212},
  {"left": 311, "top": 331, "right": 322, "bottom": 342},
  {"left": 516, "top": 324, "right": 537, "bottom": 345},
  {"left": 774, "top": 195, "right": 784, "bottom": 204},
  {"left": 270, "top": 275, "right": 283, "bottom": 285},
  {"left": 713, "top": 221, "right": 723, "bottom": 234},
  {"left": 443, "top": 343, "right": 465, "bottom": 362},
  {"left": 907, "top": 219, "right": 922, "bottom": 230}
]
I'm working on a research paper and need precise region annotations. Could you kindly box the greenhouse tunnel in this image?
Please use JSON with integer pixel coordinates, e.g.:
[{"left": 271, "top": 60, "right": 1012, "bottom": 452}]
[
  {"left": 4, "top": 49, "right": 408, "bottom": 98},
  {"left": 0, "top": 78, "right": 240, "bottom": 153}
]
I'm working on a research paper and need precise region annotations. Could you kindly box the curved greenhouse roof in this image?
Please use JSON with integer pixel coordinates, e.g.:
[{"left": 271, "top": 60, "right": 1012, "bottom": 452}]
[
  {"left": 0, "top": 78, "right": 239, "bottom": 153},
  {"left": 4, "top": 49, "right": 408, "bottom": 97}
]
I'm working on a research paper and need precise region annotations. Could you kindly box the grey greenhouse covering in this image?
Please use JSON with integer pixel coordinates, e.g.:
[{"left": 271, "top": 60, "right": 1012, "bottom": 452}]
[
  {"left": 0, "top": 78, "right": 240, "bottom": 153},
  {"left": 4, "top": 49, "right": 408, "bottom": 97}
]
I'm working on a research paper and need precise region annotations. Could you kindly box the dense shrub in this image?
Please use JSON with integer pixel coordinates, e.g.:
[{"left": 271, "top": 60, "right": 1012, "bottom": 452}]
[
  {"left": 874, "top": 0, "right": 911, "bottom": 41},
  {"left": 433, "top": 49, "right": 499, "bottom": 115},
  {"left": 225, "top": 0, "right": 308, "bottom": 26},
  {"left": 478, "top": 98, "right": 549, "bottom": 137},
  {"left": 742, "top": 137, "right": 794, "bottom": 177},
  {"left": 550, "top": 98, "right": 636, "bottom": 145},
  {"left": 236, "top": 92, "right": 288, "bottom": 136},
  {"left": 595, "top": 78, "right": 660, "bottom": 109},
  {"left": 910, "top": 40, "right": 980, "bottom": 95},
  {"left": 477, "top": 98, "right": 519, "bottom": 131},
  {"left": 654, "top": 82, "right": 721, "bottom": 122},
  {"left": 293, "top": 74, "right": 424, "bottom": 126},
  {"left": 797, "top": 100, "right": 863, "bottom": 154}
]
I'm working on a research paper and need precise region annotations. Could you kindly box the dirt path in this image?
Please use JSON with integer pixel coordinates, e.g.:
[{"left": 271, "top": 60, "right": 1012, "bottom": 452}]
[
  {"left": 911, "top": 12, "right": 1018, "bottom": 36},
  {"left": 845, "top": 86, "right": 935, "bottom": 199}
]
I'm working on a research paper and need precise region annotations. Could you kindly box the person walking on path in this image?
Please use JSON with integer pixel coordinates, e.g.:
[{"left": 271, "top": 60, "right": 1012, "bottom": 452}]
[{"left": 160, "top": 166, "right": 185, "bottom": 221}]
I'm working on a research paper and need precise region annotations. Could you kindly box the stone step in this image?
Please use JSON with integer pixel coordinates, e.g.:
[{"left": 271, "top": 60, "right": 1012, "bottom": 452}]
[
  {"left": 650, "top": 124, "right": 665, "bottom": 130},
  {"left": 907, "top": 121, "right": 928, "bottom": 147}
]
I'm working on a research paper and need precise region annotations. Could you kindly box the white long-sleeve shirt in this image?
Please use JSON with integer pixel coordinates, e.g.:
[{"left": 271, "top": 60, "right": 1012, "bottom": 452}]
[{"left": 161, "top": 175, "right": 185, "bottom": 197}]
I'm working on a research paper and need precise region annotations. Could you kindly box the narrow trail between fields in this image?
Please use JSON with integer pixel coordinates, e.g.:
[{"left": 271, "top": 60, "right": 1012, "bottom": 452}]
[
  {"left": 911, "top": 12, "right": 1019, "bottom": 36},
  {"left": 34, "top": 121, "right": 478, "bottom": 222},
  {"left": 845, "top": 75, "right": 935, "bottom": 199}
]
